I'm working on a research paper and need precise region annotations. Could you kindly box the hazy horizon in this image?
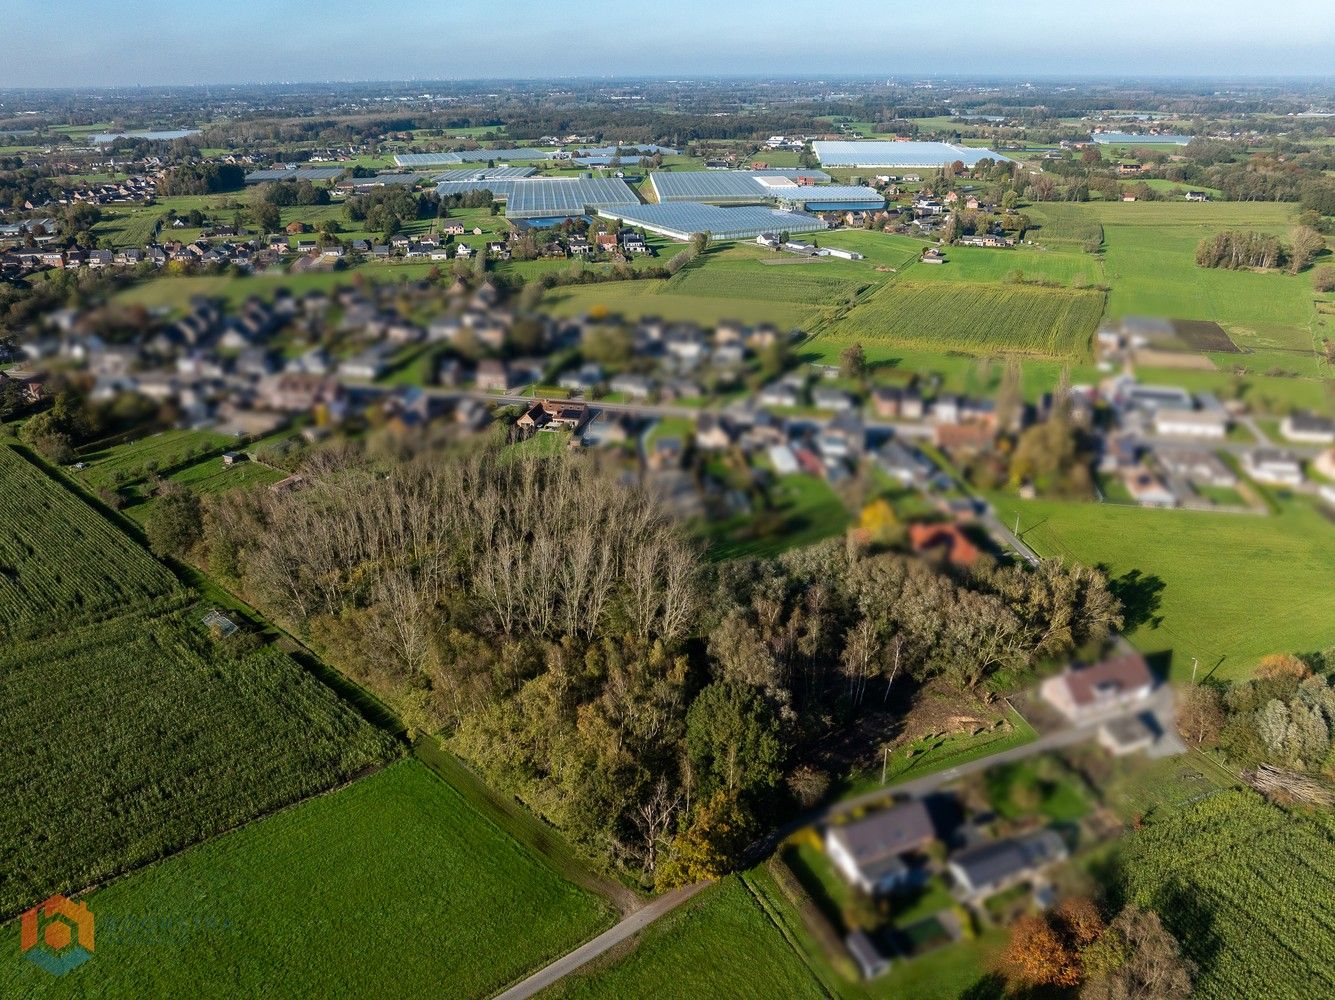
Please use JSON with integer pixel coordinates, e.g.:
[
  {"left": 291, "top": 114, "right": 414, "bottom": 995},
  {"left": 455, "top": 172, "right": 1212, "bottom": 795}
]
[{"left": 7, "top": 0, "right": 1333, "bottom": 89}]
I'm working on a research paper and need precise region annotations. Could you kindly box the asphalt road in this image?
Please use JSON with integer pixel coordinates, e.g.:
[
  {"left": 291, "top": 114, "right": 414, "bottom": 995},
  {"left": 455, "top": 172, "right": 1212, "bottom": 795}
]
[{"left": 492, "top": 881, "right": 711, "bottom": 1000}]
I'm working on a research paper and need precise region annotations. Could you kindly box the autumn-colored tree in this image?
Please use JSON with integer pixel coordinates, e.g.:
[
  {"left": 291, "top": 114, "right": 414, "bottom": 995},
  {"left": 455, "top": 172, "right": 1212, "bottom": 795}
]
[
  {"left": 1256, "top": 653, "right": 1311, "bottom": 682},
  {"left": 839, "top": 341, "right": 868, "bottom": 380},
  {"left": 654, "top": 790, "right": 748, "bottom": 890},
  {"left": 1053, "top": 897, "right": 1106, "bottom": 950},
  {"left": 1003, "top": 914, "right": 1081, "bottom": 987},
  {"left": 859, "top": 498, "right": 901, "bottom": 546}
]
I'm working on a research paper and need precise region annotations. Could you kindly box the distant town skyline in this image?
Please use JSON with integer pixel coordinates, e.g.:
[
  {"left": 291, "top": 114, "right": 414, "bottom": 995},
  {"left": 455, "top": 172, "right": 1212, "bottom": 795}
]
[{"left": 5, "top": 0, "right": 1333, "bottom": 89}]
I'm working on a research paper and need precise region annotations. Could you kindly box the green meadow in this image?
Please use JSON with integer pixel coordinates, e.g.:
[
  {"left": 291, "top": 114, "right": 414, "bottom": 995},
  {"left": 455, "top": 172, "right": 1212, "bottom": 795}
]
[
  {"left": 988, "top": 492, "right": 1335, "bottom": 680},
  {"left": 1, "top": 761, "right": 612, "bottom": 1000}
]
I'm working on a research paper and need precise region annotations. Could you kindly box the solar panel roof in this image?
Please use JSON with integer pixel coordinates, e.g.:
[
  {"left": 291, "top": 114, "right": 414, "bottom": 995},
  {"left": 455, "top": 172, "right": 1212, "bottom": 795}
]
[
  {"left": 812, "top": 141, "right": 1010, "bottom": 167},
  {"left": 435, "top": 176, "right": 639, "bottom": 218},
  {"left": 600, "top": 203, "right": 825, "bottom": 241},
  {"left": 244, "top": 166, "right": 344, "bottom": 183},
  {"left": 650, "top": 170, "right": 835, "bottom": 203},
  {"left": 1090, "top": 132, "right": 1193, "bottom": 145},
  {"left": 393, "top": 152, "right": 464, "bottom": 167},
  {"left": 433, "top": 166, "right": 537, "bottom": 182},
  {"left": 767, "top": 185, "right": 885, "bottom": 205}
]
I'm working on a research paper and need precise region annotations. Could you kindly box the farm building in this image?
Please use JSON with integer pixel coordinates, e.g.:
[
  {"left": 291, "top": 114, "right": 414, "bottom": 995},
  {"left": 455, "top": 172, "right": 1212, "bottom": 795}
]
[
  {"left": 812, "top": 141, "right": 1010, "bottom": 168},
  {"left": 435, "top": 176, "right": 639, "bottom": 221},
  {"left": 598, "top": 203, "right": 825, "bottom": 242},
  {"left": 244, "top": 166, "right": 343, "bottom": 184}
]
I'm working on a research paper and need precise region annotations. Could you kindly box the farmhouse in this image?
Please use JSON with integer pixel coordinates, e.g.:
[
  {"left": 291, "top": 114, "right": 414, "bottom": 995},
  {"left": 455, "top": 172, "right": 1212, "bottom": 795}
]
[
  {"left": 947, "top": 830, "right": 1067, "bottom": 899},
  {"left": 517, "top": 398, "right": 590, "bottom": 433},
  {"left": 1040, "top": 650, "right": 1155, "bottom": 723},
  {"left": 1243, "top": 448, "right": 1304, "bottom": 486},
  {"left": 1280, "top": 411, "right": 1335, "bottom": 445},
  {"left": 1122, "top": 468, "right": 1177, "bottom": 508},
  {"left": 826, "top": 800, "right": 936, "bottom": 895},
  {"left": 1152, "top": 407, "right": 1228, "bottom": 440}
]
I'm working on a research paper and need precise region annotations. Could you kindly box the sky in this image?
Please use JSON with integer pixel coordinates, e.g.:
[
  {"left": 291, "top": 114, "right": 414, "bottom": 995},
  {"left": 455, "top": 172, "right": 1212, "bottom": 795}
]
[{"left": 5, "top": 0, "right": 1333, "bottom": 88}]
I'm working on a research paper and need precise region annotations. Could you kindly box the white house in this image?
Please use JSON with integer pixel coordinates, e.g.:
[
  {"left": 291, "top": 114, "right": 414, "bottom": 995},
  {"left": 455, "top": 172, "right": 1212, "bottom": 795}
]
[
  {"left": 826, "top": 800, "right": 936, "bottom": 895},
  {"left": 1040, "top": 651, "right": 1155, "bottom": 723},
  {"left": 1243, "top": 448, "right": 1304, "bottom": 486},
  {"left": 1153, "top": 407, "right": 1228, "bottom": 440},
  {"left": 1281, "top": 412, "right": 1335, "bottom": 446}
]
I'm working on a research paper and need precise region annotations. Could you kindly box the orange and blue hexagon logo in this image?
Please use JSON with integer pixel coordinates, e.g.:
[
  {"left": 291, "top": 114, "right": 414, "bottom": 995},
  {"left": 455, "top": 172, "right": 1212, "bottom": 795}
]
[{"left": 20, "top": 894, "right": 94, "bottom": 976}]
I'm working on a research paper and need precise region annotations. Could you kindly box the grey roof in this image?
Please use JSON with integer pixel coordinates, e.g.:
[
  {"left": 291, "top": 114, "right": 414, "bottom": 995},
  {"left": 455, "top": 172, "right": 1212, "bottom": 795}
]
[
  {"left": 650, "top": 169, "right": 830, "bottom": 203},
  {"left": 829, "top": 800, "right": 935, "bottom": 871},
  {"left": 393, "top": 152, "right": 464, "bottom": 167},
  {"left": 601, "top": 203, "right": 825, "bottom": 241},
  {"left": 812, "top": 141, "right": 1010, "bottom": 168},
  {"left": 245, "top": 166, "right": 343, "bottom": 183},
  {"left": 435, "top": 177, "right": 639, "bottom": 218},
  {"left": 949, "top": 830, "right": 1066, "bottom": 890},
  {"left": 433, "top": 166, "right": 537, "bottom": 182},
  {"left": 1091, "top": 133, "right": 1193, "bottom": 145},
  {"left": 337, "top": 173, "right": 422, "bottom": 188}
]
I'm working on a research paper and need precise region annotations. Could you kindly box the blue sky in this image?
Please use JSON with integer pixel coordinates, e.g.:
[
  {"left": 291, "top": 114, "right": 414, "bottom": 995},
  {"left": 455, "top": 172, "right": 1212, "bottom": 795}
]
[{"left": 6, "top": 0, "right": 1332, "bottom": 87}]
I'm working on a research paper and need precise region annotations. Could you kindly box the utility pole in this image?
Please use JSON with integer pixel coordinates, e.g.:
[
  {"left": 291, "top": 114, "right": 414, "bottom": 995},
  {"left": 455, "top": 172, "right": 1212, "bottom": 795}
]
[
  {"left": 1014, "top": 514, "right": 1020, "bottom": 536},
  {"left": 1192, "top": 657, "right": 1199, "bottom": 684},
  {"left": 881, "top": 746, "right": 888, "bottom": 786}
]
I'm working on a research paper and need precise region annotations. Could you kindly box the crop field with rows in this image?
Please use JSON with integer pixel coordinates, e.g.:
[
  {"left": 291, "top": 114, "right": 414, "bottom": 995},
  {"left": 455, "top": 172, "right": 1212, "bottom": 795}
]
[
  {"left": 820, "top": 280, "right": 1105, "bottom": 359},
  {"left": 1117, "top": 790, "right": 1335, "bottom": 999},
  {"left": 0, "top": 602, "right": 396, "bottom": 918},
  {"left": 0, "top": 445, "right": 181, "bottom": 637}
]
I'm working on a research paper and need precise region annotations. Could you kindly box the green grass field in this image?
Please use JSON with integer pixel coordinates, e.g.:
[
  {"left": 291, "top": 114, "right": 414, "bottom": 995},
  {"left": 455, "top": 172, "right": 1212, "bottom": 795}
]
[
  {"left": 699, "top": 470, "right": 850, "bottom": 561},
  {"left": 0, "top": 602, "right": 395, "bottom": 919},
  {"left": 544, "top": 876, "right": 826, "bottom": 1000},
  {"left": 0, "top": 760, "right": 612, "bottom": 999},
  {"left": 819, "top": 279, "right": 1105, "bottom": 360},
  {"left": 111, "top": 264, "right": 442, "bottom": 313},
  {"left": 833, "top": 707, "right": 1038, "bottom": 800},
  {"left": 76, "top": 429, "right": 237, "bottom": 489},
  {"left": 989, "top": 492, "right": 1335, "bottom": 680},
  {"left": 543, "top": 278, "right": 824, "bottom": 330}
]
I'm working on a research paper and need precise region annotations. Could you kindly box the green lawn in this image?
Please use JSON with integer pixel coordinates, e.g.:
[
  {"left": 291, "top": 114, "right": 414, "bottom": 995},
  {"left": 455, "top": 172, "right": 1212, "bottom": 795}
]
[
  {"left": 1, "top": 760, "right": 612, "bottom": 1000},
  {"left": 543, "top": 876, "right": 826, "bottom": 1000},
  {"left": 699, "top": 470, "right": 850, "bottom": 561},
  {"left": 542, "top": 277, "right": 824, "bottom": 331},
  {"left": 989, "top": 492, "right": 1335, "bottom": 680},
  {"left": 833, "top": 707, "right": 1038, "bottom": 800},
  {"left": 76, "top": 428, "right": 238, "bottom": 490}
]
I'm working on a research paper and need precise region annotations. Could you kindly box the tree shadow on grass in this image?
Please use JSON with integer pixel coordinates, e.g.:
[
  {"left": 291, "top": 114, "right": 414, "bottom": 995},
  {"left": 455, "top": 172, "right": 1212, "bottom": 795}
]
[{"left": 1107, "top": 567, "right": 1166, "bottom": 631}]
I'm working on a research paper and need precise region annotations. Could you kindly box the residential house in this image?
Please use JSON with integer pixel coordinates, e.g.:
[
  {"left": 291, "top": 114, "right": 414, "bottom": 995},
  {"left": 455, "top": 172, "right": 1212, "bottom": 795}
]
[
  {"left": 877, "top": 439, "right": 932, "bottom": 486},
  {"left": 1281, "top": 411, "right": 1335, "bottom": 446},
  {"left": 826, "top": 800, "right": 936, "bottom": 895},
  {"left": 474, "top": 359, "right": 510, "bottom": 391},
  {"left": 1153, "top": 407, "right": 1228, "bottom": 440},
  {"left": 908, "top": 523, "right": 981, "bottom": 566},
  {"left": 1243, "top": 448, "right": 1304, "bottom": 486},
  {"left": 1040, "top": 650, "right": 1155, "bottom": 722},
  {"left": 517, "top": 398, "right": 590, "bottom": 433},
  {"left": 1123, "top": 468, "right": 1177, "bottom": 507},
  {"left": 948, "top": 830, "right": 1068, "bottom": 899}
]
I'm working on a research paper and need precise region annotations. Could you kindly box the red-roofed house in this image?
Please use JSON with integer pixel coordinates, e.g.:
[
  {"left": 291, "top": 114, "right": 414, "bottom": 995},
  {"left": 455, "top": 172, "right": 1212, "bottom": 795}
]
[
  {"left": 1040, "top": 651, "right": 1155, "bottom": 722},
  {"left": 908, "top": 522, "right": 981, "bottom": 566}
]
